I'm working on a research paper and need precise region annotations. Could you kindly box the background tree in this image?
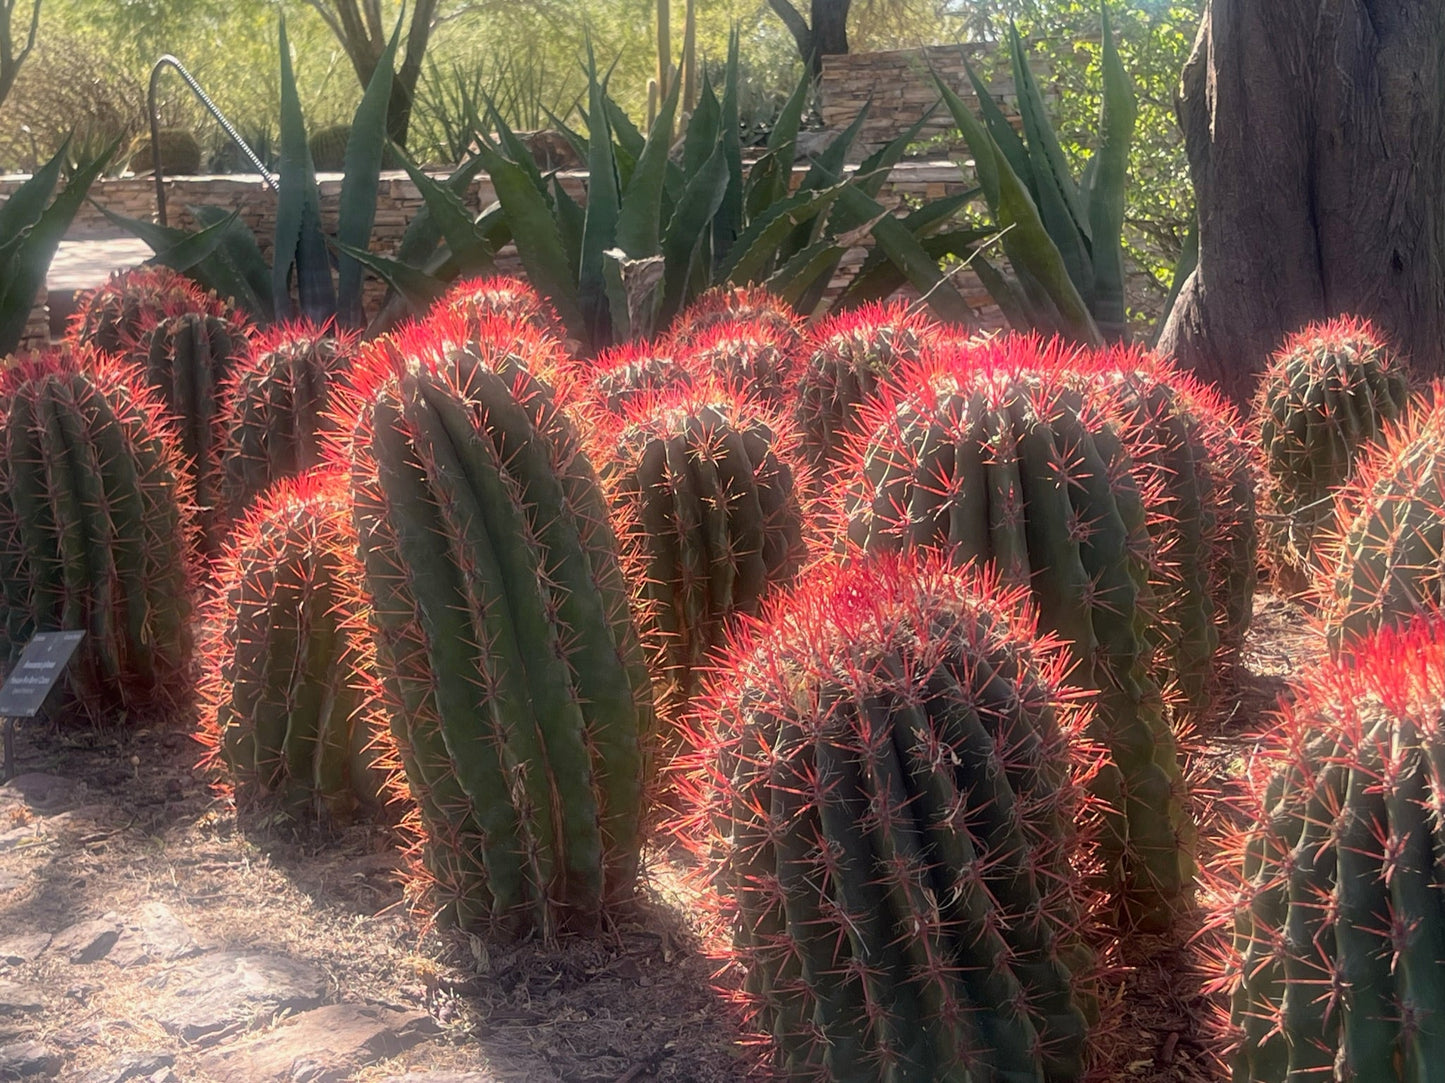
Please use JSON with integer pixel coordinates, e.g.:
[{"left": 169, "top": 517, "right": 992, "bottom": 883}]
[
  {"left": 0, "top": 0, "right": 40, "bottom": 107},
  {"left": 1158, "top": 0, "right": 1445, "bottom": 398},
  {"left": 766, "top": 0, "right": 851, "bottom": 75}
]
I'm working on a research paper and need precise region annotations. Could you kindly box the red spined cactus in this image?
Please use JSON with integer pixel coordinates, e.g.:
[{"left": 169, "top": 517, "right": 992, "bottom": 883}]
[
  {"left": 668, "top": 284, "right": 802, "bottom": 350},
  {"left": 564, "top": 338, "right": 694, "bottom": 414},
  {"left": 67, "top": 264, "right": 211, "bottom": 355},
  {"left": 201, "top": 469, "right": 393, "bottom": 821},
  {"left": 679, "top": 552, "right": 1105, "bottom": 1081},
  {"left": 434, "top": 274, "right": 566, "bottom": 342},
  {"left": 672, "top": 318, "right": 797, "bottom": 405}
]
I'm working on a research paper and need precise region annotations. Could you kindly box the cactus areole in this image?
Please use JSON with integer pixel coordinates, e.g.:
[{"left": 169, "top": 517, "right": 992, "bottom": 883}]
[{"left": 335, "top": 313, "right": 656, "bottom": 938}]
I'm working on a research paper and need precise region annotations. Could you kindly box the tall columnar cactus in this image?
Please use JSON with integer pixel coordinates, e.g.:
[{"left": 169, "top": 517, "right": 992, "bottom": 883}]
[
  {"left": 203, "top": 471, "right": 390, "bottom": 820},
  {"left": 684, "top": 553, "right": 1101, "bottom": 1082},
  {"left": 795, "top": 301, "right": 937, "bottom": 478},
  {"left": 333, "top": 312, "right": 657, "bottom": 938},
  {"left": 1209, "top": 617, "right": 1445, "bottom": 1083},
  {"left": 1323, "top": 387, "right": 1442, "bottom": 651},
  {"left": 592, "top": 381, "right": 809, "bottom": 723},
  {"left": 674, "top": 320, "right": 796, "bottom": 405},
  {"left": 436, "top": 274, "right": 566, "bottom": 341},
  {"left": 839, "top": 335, "right": 1193, "bottom": 930},
  {"left": 1093, "top": 346, "right": 1258, "bottom": 712},
  {"left": 669, "top": 285, "right": 802, "bottom": 350},
  {"left": 68, "top": 265, "right": 211, "bottom": 355},
  {"left": 0, "top": 346, "right": 194, "bottom": 715},
  {"left": 1253, "top": 316, "right": 1411, "bottom": 583},
  {"left": 218, "top": 320, "right": 358, "bottom": 523}
]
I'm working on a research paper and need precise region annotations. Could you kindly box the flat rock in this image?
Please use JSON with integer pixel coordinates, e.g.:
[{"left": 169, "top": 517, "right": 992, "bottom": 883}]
[
  {"left": 0, "top": 775, "right": 79, "bottom": 814},
  {"left": 108, "top": 903, "right": 199, "bottom": 968},
  {"left": 0, "top": 981, "right": 42, "bottom": 1015},
  {"left": 148, "top": 951, "right": 328, "bottom": 1045},
  {"left": 0, "top": 1040, "right": 61, "bottom": 1078},
  {"left": 198, "top": 1003, "right": 439, "bottom": 1082},
  {"left": 0, "top": 934, "right": 49, "bottom": 965},
  {"left": 78, "top": 1053, "right": 174, "bottom": 1083},
  {"left": 48, "top": 915, "right": 120, "bottom": 963}
]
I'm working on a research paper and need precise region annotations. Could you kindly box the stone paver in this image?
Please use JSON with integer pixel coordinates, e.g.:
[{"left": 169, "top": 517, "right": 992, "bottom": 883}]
[
  {"left": 197, "top": 1003, "right": 439, "bottom": 1082},
  {"left": 108, "top": 904, "right": 200, "bottom": 969},
  {"left": 48, "top": 916, "right": 121, "bottom": 964},
  {"left": 0, "top": 934, "right": 49, "bottom": 966},
  {"left": 0, "top": 1040, "right": 60, "bottom": 1078},
  {"left": 147, "top": 951, "right": 328, "bottom": 1044}
]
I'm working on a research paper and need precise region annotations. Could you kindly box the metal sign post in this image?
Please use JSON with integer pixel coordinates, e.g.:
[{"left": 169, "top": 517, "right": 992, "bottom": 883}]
[{"left": 0, "top": 631, "right": 85, "bottom": 781}]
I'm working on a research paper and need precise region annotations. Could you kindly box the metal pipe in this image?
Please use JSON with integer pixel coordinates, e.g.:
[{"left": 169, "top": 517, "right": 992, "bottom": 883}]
[{"left": 147, "top": 54, "right": 278, "bottom": 226}]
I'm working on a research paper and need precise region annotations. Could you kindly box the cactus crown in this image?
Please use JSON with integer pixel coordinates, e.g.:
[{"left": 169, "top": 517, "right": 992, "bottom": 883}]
[
  {"left": 673, "top": 319, "right": 797, "bottom": 405},
  {"left": 436, "top": 274, "right": 566, "bottom": 341},
  {"left": 68, "top": 265, "right": 210, "bottom": 355},
  {"left": 668, "top": 285, "right": 802, "bottom": 348},
  {"left": 574, "top": 339, "right": 693, "bottom": 413}
]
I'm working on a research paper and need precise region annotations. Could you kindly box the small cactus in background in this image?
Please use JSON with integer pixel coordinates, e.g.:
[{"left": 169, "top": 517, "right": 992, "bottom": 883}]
[
  {"left": 794, "top": 301, "right": 936, "bottom": 479},
  {"left": 333, "top": 312, "right": 656, "bottom": 938},
  {"left": 307, "top": 123, "right": 351, "bottom": 171},
  {"left": 202, "top": 471, "right": 391, "bottom": 821},
  {"left": 673, "top": 319, "right": 796, "bottom": 405},
  {"left": 1253, "top": 316, "right": 1411, "bottom": 584},
  {"left": 1323, "top": 386, "right": 1442, "bottom": 651},
  {"left": 69, "top": 265, "right": 210, "bottom": 355},
  {"left": 839, "top": 334, "right": 1194, "bottom": 930},
  {"left": 1208, "top": 616, "right": 1445, "bottom": 1082},
  {"left": 436, "top": 274, "right": 566, "bottom": 341},
  {"left": 669, "top": 285, "right": 802, "bottom": 350},
  {"left": 592, "top": 380, "right": 809, "bottom": 725},
  {"left": 682, "top": 553, "right": 1101, "bottom": 1082},
  {"left": 217, "top": 319, "right": 358, "bottom": 524},
  {"left": 0, "top": 346, "right": 194, "bottom": 716}
]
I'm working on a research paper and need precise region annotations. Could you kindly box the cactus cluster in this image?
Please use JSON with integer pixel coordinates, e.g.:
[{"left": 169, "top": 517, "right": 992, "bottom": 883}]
[
  {"left": 840, "top": 335, "right": 1193, "bottom": 930},
  {"left": 68, "top": 265, "right": 211, "bottom": 355},
  {"left": 568, "top": 339, "right": 693, "bottom": 413},
  {"left": 675, "top": 320, "right": 796, "bottom": 405},
  {"left": 1253, "top": 316, "right": 1411, "bottom": 583},
  {"left": 685, "top": 553, "right": 1100, "bottom": 1081},
  {"left": 0, "top": 346, "right": 194, "bottom": 715},
  {"left": 202, "top": 471, "right": 390, "bottom": 820},
  {"left": 668, "top": 285, "right": 802, "bottom": 350},
  {"left": 334, "top": 312, "right": 656, "bottom": 937},
  {"left": 436, "top": 274, "right": 566, "bottom": 342},
  {"left": 1210, "top": 616, "right": 1445, "bottom": 1082}
]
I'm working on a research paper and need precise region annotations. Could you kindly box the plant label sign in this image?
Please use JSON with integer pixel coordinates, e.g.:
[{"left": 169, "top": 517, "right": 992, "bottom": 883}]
[{"left": 0, "top": 631, "right": 85, "bottom": 718}]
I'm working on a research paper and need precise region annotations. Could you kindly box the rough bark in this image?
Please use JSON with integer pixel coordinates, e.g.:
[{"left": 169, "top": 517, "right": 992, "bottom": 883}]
[
  {"left": 767, "top": 0, "right": 852, "bottom": 76},
  {"left": 1158, "top": 0, "right": 1445, "bottom": 399}
]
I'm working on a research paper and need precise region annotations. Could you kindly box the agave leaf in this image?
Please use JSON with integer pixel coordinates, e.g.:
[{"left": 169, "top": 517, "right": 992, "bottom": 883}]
[
  {"left": 935, "top": 72, "right": 1000, "bottom": 209},
  {"left": 723, "top": 182, "right": 851, "bottom": 285},
  {"left": 968, "top": 249, "right": 1035, "bottom": 331},
  {"left": 553, "top": 176, "right": 585, "bottom": 281},
  {"left": 602, "top": 88, "right": 646, "bottom": 163},
  {"left": 186, "top": 205, "right": 275, "bottom": 318},
  {"left": 580, "top": 39, "right": 621, "bottom": 348},
  {"left": 842, "top": 189, "right": 978, "bottom": 291},
  {"left": 660, "top": 143, "right": 729, "bottom": 323},
  {"left": 835, "top": 227, "right": 995, "bottom": 309},
  {"left": 714, "top": 29, "right": 745, "bottom": 261},
  {"left": 961, "top": 53, "right": 1032, "bottom": 191},
  {"left": 392, "top": 153, "right": 489, "bottom": 268},
  {"left": 336, "top": 11, "right": 402, "bottom": 327},
  {"left": 333, "top": 238, "right": 448, "bottom": 310},
  {"left": 395, "top": 148, "right": 496, "bottom": 275},
  {"left": 482, "top": 91, "right": 551, "bottom": 200},
  {"left": 767, "top": 237, "right": 845, "bottom": 311},
  {"left": 1008, "top": 22, "right": 1088, "bottom": 237},
  {"left": 1086, "top": 2, "right": 1138, "bottom": 342},
  {"left": 0, "top": 140, "right": 65, "bottom": 243},
  {"left": 764, "top": 71, "right": 810, "bottom": 183},
  {"left": 796, "top": 100, "right": 871, "bottom": 195},
  {"left": 275, "top": 16, "right": 335, "bottom": 322},
  {"left": 682, "top": 73, "right": 720, "bottom": 182},
  {"left": 541, "top": 104, "right": 589, "bottom": 162},
  {"left": 616, "top": 70, "right": 680, "bottom": 258},
  {"left": 852, "top": 106, "right": 936, "bottom": 202},
  {"left": 1155, "top": 218, "right": 1197, "bottom": 346}
]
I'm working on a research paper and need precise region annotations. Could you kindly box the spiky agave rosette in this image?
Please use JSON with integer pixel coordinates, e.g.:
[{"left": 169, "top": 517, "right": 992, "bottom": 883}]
[
  {"left": 330, "top": 310, "right": 657, "bottom": 938},
  {"left": 671, "top": 318, "right": 798, "bottom": 406},
  {"left": 667, "top": 284, "right": 803, "bottom": 350},
  {"left": 1322, "top": 384, "right": 1443, "bottom": 651},
  {"left": 678, "top": 553, "right": 1106, "bottom": 1082},
  {"left": 216, "top": 318, "right": 360, "bottom": 524},
  {"left": 589, "top": 378, "right": 811, "bottom": 731},
  {"left": 838, "top": 334, "right": 1195, "bottom": 931},
  {"left": 1252, "top": 315, "right": 1411, "bottom": 586},
  {"left": 1204, "top": 616, "right": 1445, "bottom": 1082},
  {"left": 67, "top": 264, "right": 212, "bottom": 355},
  {"left": 199, "top": 469, "right": 395, "bottom": 822},
  {"left": 0, "top": 345, "right": 195, "bottom": 717},
  {"left": 794, "top": 300, "right": 938, "bottom": 479},
  {"left": 434, "top": 274, "right": 567, "bottom": 342}
]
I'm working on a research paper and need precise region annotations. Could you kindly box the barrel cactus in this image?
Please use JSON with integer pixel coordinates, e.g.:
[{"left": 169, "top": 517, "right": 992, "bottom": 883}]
[
  {"left": 436, "top": 274, "right": 566, "bottom": 341},
  {"left": 794, "top": 301, "right": 936, "bottom": 478},
  {"left": 68, "top": 265, "right": 210, "bottom": 355},
  {"left": 202, "top": 470, "right": 391, "bottom": 820},
  {"left": 1253, "top": 316, "right": 1411, "bottom": 584},
  {"left": 0, "top": 346, "right": 194, "bottom": 715},
  {"left": 839, "top": 334, "right": 1194, "bottom": 930},
  {"left": 334, "top": 312, "right": 656, "bottom": 937},
  {"left": 1322, "top": 386, "right": 1442, "bottom": 651},
  {"left": 566, "top": 339, "right": 693, "bottom": 414},
  {"left": 669, "top": 285, "right": 802, "bottom": 350},
  {"left": 593, "top": 380, "right": 809, "bottom": 723},
  {"left": 1210, "top": 616, "right": 1445, "bottom": 1083},
  {"left": 685, "top": 553, "right": 1100, "bottom": 1082},
  {"left": 674, "top": 320, "right": 797, "bottom": 405},
  {"left": 217, "top": 319, "right": 358, "bottom": 523}
]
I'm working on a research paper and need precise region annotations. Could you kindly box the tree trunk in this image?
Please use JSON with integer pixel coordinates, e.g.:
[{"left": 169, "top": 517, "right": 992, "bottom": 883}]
[
  {"left": 810, "top": 0, "right": 850, "bottom": 66},
  {"left": 1158, "top": 0, "right": 1445, "bottom": 400}
]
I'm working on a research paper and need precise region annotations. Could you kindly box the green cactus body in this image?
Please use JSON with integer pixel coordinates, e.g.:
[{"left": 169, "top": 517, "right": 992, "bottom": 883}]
[
  {"left": 1213, "top": 617, "right": 1445, "bottom": 1082},
  {"left": 218, "top": 320, "right": 357, "bottom": 523},
  {"left": 1324, "top": 388, "right": 1443, "bottom": 650},
  {"left": 1253, "top": 316, "right": 1411, "bottom": 583},
  {"left": 437, "top": 274, "right": 567, "bottom": 341},
  {"left": 674, "top": 319, "right": 797, "bottom": 406},
  {"left": 594, "top": 381, "right": 808, "bottom": 724},
  {"left": 203, "top": 470, "right": 391, "bottom": 820},
  {"left": 688, "top": 554, "right": 1099, "bottom": 1081},
  {"left": 840, "top": 335, "right": 1194, "bottom": 931},
  {"left": 68, "top": 265, "right": 212, "bottom": 356},
  {"left": 668, "top": 285, "right": 802, "bottom": 351},
  {"left": 570, "top": 339, "right": 693, "bottom": 413},
  {"left": 335, "top": 314, "right": 656, "bottom": 938},
  {"left": 0, "top": 347, "right": 194, "bottom": 716},
  {"left": 795, "top": 301, "right": 935, "bottom": 479}
]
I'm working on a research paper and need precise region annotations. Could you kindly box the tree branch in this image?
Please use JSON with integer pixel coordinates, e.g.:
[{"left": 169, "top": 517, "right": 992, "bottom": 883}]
[{"left": 766, "top": 0, "right": 813, "bottom": 60}]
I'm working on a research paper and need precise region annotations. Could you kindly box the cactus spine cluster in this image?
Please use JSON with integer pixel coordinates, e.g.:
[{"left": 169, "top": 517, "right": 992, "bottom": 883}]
[
  {"left": 218, "top": 319, "right": 358, "bottom": 523},
  {"left": 687, "top": 553, "right": 1099, "bottom": 1081},
  {"left": 1253, "top": 316, "right": 1411, "bottom": 582},
  {"left": 68, "top": 265, "right": 209, "bottom": 355},
  {"left": 1211, "top": 617, "right": 1445, "bottom": 1082},
  {"left": 669, "top": 285, "right": 802, "bottom": 350},
  {"left": 437, "top": 275, "right": 566, "bottom": 341},
  {"left": 1323, "top": 387, "right": 1443, "bottom": 650},
  {"left": 569, "top": 339, "right": 693, "bottom": 413},
  {"left": 203, "top": 471, "right": 389, "bottom": 820},
  {"left": 335, "top": 313, "right": 656, "bottom": 937},
  {"left": 840, "top": 335, "right": 1193, "bottom": 930},
  {"left": 674, "top": 320, "right": 797, "bottom": 405},
  {"left": 0, "top": 347, "right": 194, "bottom": 713},
  {"left": 594, "top": 381, "right": 808, "bottom": 722}
]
